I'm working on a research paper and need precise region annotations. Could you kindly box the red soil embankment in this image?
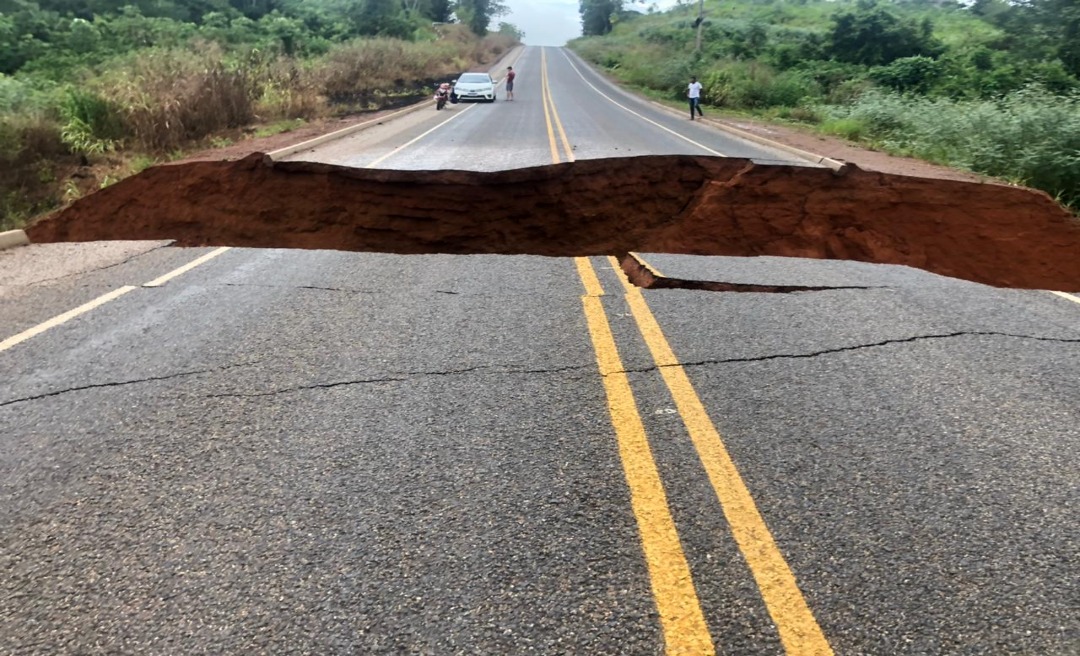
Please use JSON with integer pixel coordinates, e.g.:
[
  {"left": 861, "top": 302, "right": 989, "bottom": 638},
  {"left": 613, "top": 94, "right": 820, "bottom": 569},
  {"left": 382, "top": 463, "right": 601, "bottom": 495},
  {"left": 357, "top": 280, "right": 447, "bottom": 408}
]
[{"left": 26, "top": 153, "right": 1080, "bottom": 290}]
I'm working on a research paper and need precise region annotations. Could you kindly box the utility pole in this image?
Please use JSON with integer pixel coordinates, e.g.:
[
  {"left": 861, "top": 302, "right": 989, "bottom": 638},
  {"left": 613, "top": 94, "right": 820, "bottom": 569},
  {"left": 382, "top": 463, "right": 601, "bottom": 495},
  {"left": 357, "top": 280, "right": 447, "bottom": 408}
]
[{"left": 694, "top": 0, "right": 705, "bottom": 53}]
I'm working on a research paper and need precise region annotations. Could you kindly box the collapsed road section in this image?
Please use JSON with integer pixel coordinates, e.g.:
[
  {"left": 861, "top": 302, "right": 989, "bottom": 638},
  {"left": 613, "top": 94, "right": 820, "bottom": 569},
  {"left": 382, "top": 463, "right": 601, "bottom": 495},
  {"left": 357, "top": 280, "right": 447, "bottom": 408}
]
[{"left": 26, "top": 152, "right": 1080, "bottom": 291}]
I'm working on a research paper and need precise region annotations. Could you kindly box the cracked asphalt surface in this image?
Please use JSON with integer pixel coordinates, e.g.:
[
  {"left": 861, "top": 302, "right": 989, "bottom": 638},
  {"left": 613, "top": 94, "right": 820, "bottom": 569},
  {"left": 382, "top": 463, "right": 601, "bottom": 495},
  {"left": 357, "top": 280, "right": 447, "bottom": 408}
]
[{"left": 3, "top": 45, "right": 1079, "bottom": 655}]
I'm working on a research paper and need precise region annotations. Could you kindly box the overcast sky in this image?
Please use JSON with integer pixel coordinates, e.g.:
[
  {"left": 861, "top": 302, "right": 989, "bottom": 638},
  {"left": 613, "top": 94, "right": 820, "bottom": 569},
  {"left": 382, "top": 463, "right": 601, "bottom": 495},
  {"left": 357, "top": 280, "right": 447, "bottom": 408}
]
[{"left": 501, "top": 0, "right": 686, "bottom": 47}]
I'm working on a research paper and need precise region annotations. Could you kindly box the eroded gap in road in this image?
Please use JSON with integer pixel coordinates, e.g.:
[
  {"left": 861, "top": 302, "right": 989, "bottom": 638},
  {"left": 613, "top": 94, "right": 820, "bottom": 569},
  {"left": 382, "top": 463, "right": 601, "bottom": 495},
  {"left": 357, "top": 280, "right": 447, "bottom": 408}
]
[
  {"left": 615, "top": 252, "right": 873, "bottom": 293},
  {"left": 26, "top": 153, "right": 1080, "bottom": 291}
]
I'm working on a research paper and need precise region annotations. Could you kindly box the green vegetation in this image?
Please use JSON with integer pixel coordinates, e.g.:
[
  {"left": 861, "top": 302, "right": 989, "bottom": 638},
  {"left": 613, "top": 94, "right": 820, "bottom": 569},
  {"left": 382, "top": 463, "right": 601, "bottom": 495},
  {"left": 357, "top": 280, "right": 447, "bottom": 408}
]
[
  {"left": 1, "top": 0, "right": 520, "bottom": 228},
  {"left": 571, "top": 0, "right": 1080, "bottom": 211}
]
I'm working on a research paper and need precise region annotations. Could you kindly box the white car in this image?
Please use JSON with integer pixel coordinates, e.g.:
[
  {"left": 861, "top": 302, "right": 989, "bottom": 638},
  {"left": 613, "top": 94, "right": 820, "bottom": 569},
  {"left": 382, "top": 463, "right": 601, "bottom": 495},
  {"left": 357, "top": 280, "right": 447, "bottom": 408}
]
[{"left": 453, "top": 72, "right": 496, "bottom": 103}]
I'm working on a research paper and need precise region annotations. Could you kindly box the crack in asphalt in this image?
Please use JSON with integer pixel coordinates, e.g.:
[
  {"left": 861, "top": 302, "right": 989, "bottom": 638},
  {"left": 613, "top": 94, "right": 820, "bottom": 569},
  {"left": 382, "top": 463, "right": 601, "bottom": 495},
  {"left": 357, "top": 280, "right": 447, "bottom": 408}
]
[
  {"left": 205, "top": 363, "right": 594, "bottom": 398},
  {"left": 1, "top": 360, "right": 594, "bottom": 407},
  {"left": 615, "top": 330, "right": 1080, "bottom": 373},
  {"left": 25, "top": 242, "right": 174, "bottom": 286},
  {"left": 214, "top": 284, "right": 526, "bottom": 297},
  {"left": 216, "top": 282, "right": 380, "bottom": 294},
  {"left": 0, "top": 360, "right": 262, "bottom": 408},
  {"left": 8, "top": 332, "right": 1070, "bottom": 407}
]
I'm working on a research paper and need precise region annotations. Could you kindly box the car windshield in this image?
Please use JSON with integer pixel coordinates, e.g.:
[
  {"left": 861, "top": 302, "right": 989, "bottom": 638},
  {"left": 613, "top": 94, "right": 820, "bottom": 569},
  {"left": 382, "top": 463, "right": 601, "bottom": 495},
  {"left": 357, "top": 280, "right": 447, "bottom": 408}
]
[{"left": 458, "top": 74, "right": 490, "bottom": 84}]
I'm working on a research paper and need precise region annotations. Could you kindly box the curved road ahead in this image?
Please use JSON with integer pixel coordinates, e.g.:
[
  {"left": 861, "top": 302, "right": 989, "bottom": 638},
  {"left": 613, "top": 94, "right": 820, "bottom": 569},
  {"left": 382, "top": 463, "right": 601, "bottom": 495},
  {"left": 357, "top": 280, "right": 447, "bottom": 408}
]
[{"left": 2, "top": 46, "right": 1078, "bottom": 655}]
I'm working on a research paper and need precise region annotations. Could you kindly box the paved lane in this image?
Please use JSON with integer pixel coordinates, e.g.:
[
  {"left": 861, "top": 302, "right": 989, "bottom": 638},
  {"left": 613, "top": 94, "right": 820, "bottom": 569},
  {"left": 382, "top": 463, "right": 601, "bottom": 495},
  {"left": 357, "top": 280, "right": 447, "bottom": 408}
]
[
  {"left": 591, "top": 253, "right": 1080, "bottom": 654},
  {"left": 0, "top": 250, "right": 673, "bottom": 653},
  {"left": 3, "top": 43, "right": 1078, "bottom": 655},
  {"left": 288, "top": 46, "right": 806, "bottom": 171}
]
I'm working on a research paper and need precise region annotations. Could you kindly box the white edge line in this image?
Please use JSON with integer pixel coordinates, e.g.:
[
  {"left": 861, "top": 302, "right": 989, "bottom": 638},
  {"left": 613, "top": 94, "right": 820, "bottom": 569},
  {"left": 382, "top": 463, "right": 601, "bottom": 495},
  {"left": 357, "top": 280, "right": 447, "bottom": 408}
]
[
  {"left": 143, "top": 247, "right": 231, "bottom": 288},
  {"left": 1050, "top": 290, "right": 1080, "bottom": 305},
  {"left": 269, "top": 45, "right": 527, "bottom": 161},
  {"left": 365, "top": 105, "right": 476, "bottom": 168},
  {"left": 557, "top": 49, "right": 726, "bottom": 157},
  {"left": 0, "top": 286, "right": 138, "bottom": 353},
  {"left": 360, "top": 46, "right": 528, "bottom": 168},
  {"left": 560, "top": 48, "right": 846, "bottom": 170}
]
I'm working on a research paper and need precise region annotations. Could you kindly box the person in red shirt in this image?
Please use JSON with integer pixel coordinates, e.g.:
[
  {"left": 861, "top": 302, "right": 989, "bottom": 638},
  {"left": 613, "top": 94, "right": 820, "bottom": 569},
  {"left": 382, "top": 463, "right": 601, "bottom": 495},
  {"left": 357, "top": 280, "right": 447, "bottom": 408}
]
[{"left": 506, "top": 66, "right": 516, "bottom": 101}]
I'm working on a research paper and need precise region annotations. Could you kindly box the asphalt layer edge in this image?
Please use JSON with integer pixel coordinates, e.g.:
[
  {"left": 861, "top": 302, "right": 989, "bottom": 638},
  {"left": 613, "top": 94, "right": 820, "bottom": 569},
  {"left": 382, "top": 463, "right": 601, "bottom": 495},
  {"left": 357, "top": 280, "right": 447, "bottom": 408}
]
[{"left": 0, "top": 230, "right": 30, "bottom": 250}]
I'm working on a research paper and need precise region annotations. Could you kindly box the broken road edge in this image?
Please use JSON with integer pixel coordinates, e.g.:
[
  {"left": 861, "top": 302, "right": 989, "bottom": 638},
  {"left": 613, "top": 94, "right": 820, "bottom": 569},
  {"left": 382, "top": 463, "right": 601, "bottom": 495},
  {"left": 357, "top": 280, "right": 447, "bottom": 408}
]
[{"left": 0, "top": 230, "right": 30, "bottom": 251}]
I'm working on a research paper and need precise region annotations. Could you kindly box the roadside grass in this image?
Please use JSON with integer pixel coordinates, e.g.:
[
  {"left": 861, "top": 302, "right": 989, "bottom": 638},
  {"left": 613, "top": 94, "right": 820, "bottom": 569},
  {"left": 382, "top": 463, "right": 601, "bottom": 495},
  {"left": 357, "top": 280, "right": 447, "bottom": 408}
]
[{"left": 814, "top": 87, "right": 1080, "bottom": 210}]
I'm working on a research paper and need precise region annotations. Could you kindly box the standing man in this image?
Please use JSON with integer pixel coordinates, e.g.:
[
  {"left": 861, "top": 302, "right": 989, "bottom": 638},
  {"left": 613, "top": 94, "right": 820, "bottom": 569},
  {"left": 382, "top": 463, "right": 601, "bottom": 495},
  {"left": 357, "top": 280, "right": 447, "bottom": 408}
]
[
  {"left": 688, "top": 75, "right": 703, "bottom": 120},
  {"left": 506, "top": 66, "right": 516, "bottom": 101}
]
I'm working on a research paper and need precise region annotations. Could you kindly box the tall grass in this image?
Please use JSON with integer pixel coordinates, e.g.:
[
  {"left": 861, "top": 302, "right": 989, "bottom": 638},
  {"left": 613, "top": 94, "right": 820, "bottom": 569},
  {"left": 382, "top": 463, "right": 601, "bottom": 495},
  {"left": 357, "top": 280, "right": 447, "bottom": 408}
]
[
  {"left": 703, "top": 61, "right": 822, "bottom": 108},
  {"left": 317, "top": 28, "right": 515, "bottom": 106},
  {"left": 87, "top": 42, "right": 257, "bottom": 153},
  {"left": 318, "top": 38, "right": 463, "bottom": 105},
  {"left": 818, "top": 86, "right": 1080, "bottom": 209},
  {"left": 0, "top": 76, "right": 67, "bottom": 228}
]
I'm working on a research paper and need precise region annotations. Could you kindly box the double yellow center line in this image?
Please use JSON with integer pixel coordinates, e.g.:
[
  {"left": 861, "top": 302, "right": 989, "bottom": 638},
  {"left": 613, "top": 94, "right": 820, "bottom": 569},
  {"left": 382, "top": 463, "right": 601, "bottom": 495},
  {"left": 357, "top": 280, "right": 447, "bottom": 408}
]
[
  {"left": 541, "top": 47, "right": 833, "bottom": 654},
  {"left": 540, "top": 49, "right": 575, "bottom": 164}
]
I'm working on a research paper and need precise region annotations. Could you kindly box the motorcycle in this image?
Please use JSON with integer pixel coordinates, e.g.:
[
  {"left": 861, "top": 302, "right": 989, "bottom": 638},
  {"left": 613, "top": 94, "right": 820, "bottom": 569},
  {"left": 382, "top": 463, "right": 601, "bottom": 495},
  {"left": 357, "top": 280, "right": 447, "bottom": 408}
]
[{"left": 435, "top": 83, "right": 452, "bottom": 110}]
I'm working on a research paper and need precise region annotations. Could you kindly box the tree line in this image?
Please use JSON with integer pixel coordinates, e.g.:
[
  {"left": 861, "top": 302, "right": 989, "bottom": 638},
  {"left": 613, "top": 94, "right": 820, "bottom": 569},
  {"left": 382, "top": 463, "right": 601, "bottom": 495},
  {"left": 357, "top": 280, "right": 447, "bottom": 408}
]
[
  {"left": 1, "top": 0, "right": 516, "bottom": 76},
  {"left": 579, "top": 0, "right": 1077, "bottom": 78}
]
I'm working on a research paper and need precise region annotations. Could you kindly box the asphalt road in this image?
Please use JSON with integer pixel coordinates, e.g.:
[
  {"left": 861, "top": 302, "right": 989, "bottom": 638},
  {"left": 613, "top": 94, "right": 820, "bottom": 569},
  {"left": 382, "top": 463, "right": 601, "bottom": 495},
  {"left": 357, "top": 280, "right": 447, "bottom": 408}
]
[{"left": 2, "top": 45, "right": 1078, "bottom": 655}]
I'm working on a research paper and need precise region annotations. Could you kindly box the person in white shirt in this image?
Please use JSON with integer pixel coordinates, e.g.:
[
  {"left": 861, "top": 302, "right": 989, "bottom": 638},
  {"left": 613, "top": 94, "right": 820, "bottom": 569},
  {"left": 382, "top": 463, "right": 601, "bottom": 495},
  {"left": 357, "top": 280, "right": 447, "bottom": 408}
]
[{"left": 687, "top": 76, "right": 704, "bottom": 120}]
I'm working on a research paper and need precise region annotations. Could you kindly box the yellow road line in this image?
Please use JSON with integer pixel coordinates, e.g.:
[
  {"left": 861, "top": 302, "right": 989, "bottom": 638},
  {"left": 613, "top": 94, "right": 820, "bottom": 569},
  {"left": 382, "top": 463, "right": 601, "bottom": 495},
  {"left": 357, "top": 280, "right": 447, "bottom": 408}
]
[
  {"left": 558, "top": 50, "right": 727, "bottom": 157},
  {"left": 575, "top": 255, "right": 606, "bottom": 298},
  {"left": 542, "top": 51, "right": 575, "bottom": 162},
  {"left": 631, "top": 252, "right": 665, "bottom": 277},
  {"left": 143, "top": 247, "right": 231, "bottom": 287},
  {"left": 575, "top": 257, "right": 715, "bottom": 655},
  {"left": 607, "top": 256, "right": 833, "bottom": 656},
  {"left": 540, "top": 49, "right": 562, "bottom": 164},
  {"left": 1050, "top": 290, "right": 1080, "bottom": 305},
  {"left": 0, "top": 286, "right": 138, "bottom": 353}
]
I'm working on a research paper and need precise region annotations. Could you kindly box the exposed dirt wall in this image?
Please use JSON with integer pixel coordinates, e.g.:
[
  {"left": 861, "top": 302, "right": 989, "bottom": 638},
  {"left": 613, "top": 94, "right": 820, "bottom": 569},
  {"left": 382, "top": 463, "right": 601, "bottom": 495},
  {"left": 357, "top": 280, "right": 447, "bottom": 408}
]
[{"left": 26, "top": 153, "right": 1080, "bottom": 290}]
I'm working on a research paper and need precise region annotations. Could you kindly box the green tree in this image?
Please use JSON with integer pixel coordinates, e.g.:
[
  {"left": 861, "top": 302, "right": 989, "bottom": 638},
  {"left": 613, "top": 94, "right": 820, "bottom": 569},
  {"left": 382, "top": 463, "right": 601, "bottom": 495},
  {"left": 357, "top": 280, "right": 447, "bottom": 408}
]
[
  {"left": 350, "top": 0, "right": 411, "bottom": 38},
  {"left": 455, "top": 0, "right": 507, "bottom": 36},
  {"left": 496, "top": 20, "right": 522, "bottom": 41},
  {"left": 579, "top": 0, "right": 621, "bottom": 36},
  {"left": 828, "top": 0, "right": 943, "bottom": 66},
  {"left": 407, "top": 0, "right": 453, "bottom": 23}
]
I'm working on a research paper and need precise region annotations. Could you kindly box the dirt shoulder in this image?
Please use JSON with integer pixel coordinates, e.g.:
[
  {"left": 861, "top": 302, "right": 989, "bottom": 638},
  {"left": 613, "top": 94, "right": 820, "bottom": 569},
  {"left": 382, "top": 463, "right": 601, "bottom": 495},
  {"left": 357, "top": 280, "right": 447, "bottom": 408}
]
[{"left": 178, "top": 110, "right": 403, "bottom": 163}]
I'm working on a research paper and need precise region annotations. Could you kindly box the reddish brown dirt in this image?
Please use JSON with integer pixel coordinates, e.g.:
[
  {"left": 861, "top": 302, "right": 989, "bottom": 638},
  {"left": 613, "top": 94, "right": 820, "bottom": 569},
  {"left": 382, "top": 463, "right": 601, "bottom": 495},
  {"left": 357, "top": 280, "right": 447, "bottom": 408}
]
[
  {"left": 616, "top": 253, "right": 869, "bottom": 293},
  {"left": 26, "top": 153, "right": 1080, "bottom": 291}
]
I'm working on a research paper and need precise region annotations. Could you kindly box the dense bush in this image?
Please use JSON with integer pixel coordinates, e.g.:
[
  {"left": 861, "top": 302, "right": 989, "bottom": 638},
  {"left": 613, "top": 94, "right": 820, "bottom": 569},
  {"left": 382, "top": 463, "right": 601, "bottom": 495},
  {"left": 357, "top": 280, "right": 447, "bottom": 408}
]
[
  {"left": 818, "top": 87, "right": 1080, "bottom": 208},
  {"left": 0, "top": 106, "right": 66, "bottom": 231},
  {"left": 827, "top": 2, "right": 943, "bottom": 66},
  {"left": 702, "top": 62, "right": 821, "bottom": 108}
]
